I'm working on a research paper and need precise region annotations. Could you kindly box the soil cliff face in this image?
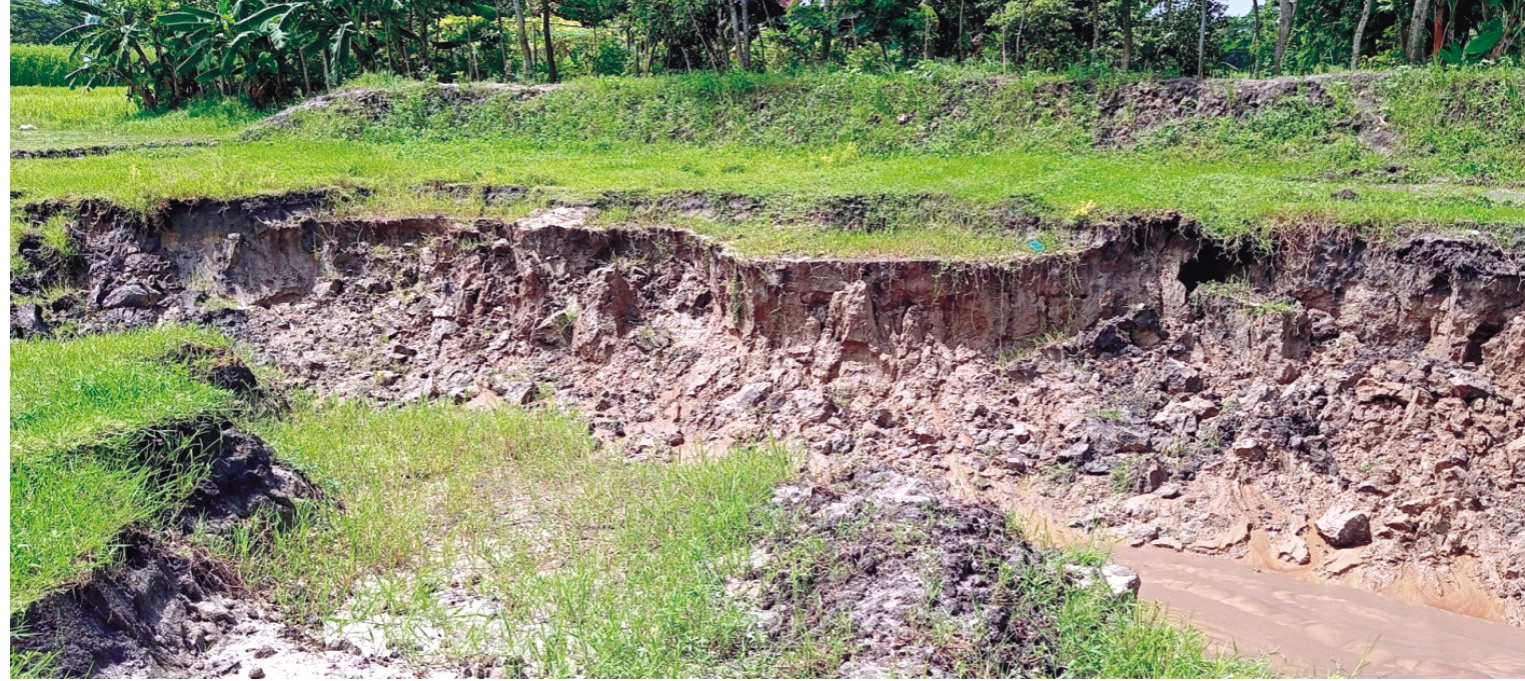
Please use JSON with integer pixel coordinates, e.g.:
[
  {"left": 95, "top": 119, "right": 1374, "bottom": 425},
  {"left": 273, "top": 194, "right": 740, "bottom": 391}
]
[{"left": 16, "top": 194, "right": 1525, "bottom": 625}]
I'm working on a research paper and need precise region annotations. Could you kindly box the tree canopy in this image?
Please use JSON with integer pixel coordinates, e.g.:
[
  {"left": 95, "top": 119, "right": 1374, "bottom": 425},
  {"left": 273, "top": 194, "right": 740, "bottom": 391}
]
[{"left": 25, "top": 0, "right": 1524, "bottom": 109}]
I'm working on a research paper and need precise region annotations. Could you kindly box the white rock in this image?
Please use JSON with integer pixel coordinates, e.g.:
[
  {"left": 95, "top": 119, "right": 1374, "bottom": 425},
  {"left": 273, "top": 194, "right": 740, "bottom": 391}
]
[{"left": 1101, "top": 563, "right": 1142, "bottom": 597}]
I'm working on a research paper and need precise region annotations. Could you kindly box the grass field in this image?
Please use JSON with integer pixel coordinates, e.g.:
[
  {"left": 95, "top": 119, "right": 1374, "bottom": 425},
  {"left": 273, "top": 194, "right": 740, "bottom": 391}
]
[
  {"left": 230, "top": 402, "right": 800, "bottom": 675},
  {"left": 10, "top": 326, "right": 235, "bottom": 614},
  {"left": 10, "top": 86, "right": 265, "bottom": 151}
]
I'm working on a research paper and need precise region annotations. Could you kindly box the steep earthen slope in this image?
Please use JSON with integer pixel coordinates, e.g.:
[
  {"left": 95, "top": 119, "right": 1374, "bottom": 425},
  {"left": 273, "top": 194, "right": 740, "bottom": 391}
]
[{"left": 13, "top": 194, "right": 1525, "bottom": 633}]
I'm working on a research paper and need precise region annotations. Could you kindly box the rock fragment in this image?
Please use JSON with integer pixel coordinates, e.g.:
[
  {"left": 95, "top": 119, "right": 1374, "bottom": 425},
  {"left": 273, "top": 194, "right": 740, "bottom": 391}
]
[{"left": 1316, "top": 508, "right": 1372, "bottom": 548}]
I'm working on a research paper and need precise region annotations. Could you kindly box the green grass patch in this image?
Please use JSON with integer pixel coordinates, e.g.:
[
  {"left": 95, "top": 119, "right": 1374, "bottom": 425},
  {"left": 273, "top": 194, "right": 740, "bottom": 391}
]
[
  {"left": 11, "top": 326, "right": 234, "bottom": 460},
  {"left": 223, "top": 400, "right": 796, "bottom": 675},
  {"left": 1009, "top": 546, "right": 1273, "bottom": 678},
  {"left": 9, "top": 326, "right": 237, "bottom": 614},
  {"left": 10, "top": 86, "right": 265, "bottom": 151}
]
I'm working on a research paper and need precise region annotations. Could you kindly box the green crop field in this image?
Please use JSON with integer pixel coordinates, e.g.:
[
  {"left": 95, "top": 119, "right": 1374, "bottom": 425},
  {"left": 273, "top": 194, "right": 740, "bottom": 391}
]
[{"left": 10, "top": 86, "right": 265, "bottom": 151}]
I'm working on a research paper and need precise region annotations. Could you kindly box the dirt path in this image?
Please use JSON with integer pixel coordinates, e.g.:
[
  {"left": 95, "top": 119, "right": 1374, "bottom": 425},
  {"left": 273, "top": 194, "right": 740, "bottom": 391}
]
[{"left": 1114, "top": 545, "right": 1525, "bottom": 678}]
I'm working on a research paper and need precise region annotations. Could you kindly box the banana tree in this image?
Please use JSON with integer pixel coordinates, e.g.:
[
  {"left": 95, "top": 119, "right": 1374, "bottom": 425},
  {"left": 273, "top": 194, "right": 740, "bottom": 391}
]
[
  {"left": 303, "top": 0, "right": 400, "bottom": 84},
  {"left": 54, "top": 0, "right": 166, "bottom": 107},
  {"left": 157, "top": 0, "right": 303, "bottom": 103}
]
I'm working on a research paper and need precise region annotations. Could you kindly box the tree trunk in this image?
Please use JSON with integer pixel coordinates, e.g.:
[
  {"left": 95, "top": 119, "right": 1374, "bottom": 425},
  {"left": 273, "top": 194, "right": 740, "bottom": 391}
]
[
  {"left": 1121, "top": 0, "right": 1134, "bottom": 70},
  {"left": 717, "top": 5, "right": 731, "bottom": 70},
  {"left": 515, "top": 0, "right": 534, "bottom": 77},
  {"left": 1251, "top": 0, "right": 1261, "bottom": 76},
  {"left": 152, "top": 33, "right": 181, "bottom": 105},
  {"left": 958, "top": 0, "right": 967, "bottom": 61},
  {"left": 1197, "top": 0, "right": 1208, "bottom": 77},
  {"left": 739, "top": 0, "right": 752, "bottom": 70},
  {"left": 1014, "top": 15, "right": 1027, "bottom": 65},
  {"left": 728, "top": 0, "right": 742, "bottom": 70},
  {"left": 414, "top": 6, "right": 431, "bottom": 72},
  {"left": 1090, "top": 0, "right": 1100, "bottom": 62},
  {"left": 298, "top": 49, "right": 312, "bottom": 95},
  {"left": 1406, "top": 0, "right": 1430, "bottom": 61},
  {"left": 542, "top": 0, "right": 558, "bottom": 82},
  {"left": 1431, "top": 0, "right": 1443, "bottom": 59},
  {"left": 1002, "top": 23, "right": 1009, "bottom": 71},
  {"left": 1274, "top": 0, "right": 1295, "bottom": 73},
  {"left": 492, "top": 0, "right": 510, "bottom": 79},
  {"left": 819, "top": 0, "right": 833, "bottom": 63},
  {"left": 1350, "top": 0, "right": 1371, "bottom": 68}
]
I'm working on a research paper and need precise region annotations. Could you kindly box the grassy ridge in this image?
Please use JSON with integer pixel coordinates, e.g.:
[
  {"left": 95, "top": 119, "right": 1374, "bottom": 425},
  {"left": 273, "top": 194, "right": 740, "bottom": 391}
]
[
  {"left": 13, "top": 69, "right": 1525, "bottom": 249},
  {"left": 267, "top": 68, "right": 1525, "bottom": 181},
  {"left": 10, "top": 326, "right": 235, "bottom": 614},
  {"left": 13, "top": 139, "right": 1524, "bottom": 248}
]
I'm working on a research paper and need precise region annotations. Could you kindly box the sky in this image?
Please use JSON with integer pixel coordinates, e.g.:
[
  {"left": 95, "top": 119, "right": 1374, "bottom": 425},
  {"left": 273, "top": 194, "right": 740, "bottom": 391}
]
[{"left": 1224, "top": 0, "right": 1257, "bottom": 16}]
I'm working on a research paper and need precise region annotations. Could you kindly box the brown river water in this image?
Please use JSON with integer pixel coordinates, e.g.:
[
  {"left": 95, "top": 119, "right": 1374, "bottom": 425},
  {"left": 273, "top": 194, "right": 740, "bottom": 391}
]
[
  {"left": 993, "top": 491, "right": 1525, "bottom": 678},
  {"left": 1115, "top": 544, "right": 1525, "bottom": 678}
]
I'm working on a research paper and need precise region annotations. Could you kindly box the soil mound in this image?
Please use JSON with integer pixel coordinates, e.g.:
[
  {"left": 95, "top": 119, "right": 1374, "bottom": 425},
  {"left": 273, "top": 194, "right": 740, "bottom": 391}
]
[{"left": 752, "top": 467, "right": 1131, "bottom": 677}]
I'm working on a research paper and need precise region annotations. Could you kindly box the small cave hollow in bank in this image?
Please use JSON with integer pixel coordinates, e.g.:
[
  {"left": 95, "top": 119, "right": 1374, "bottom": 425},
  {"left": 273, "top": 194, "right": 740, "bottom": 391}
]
[{"left": 1177, "top": 239, "right": 1251, "bottom": 295}]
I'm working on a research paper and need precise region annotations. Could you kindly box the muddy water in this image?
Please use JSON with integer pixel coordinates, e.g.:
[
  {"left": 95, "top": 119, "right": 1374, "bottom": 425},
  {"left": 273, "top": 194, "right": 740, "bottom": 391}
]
[
  {"left": 991, "top": 491, "right": 1525, "bottom": 678},
  {"left": 1113, "top": 545, "right": 1525, "bottom": 678}
]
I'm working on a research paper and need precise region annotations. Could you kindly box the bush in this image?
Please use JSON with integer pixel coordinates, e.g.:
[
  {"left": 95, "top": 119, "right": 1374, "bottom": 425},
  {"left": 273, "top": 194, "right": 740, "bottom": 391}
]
[{"left": 11, "top": 44, "right": 80, "bottom": 87}]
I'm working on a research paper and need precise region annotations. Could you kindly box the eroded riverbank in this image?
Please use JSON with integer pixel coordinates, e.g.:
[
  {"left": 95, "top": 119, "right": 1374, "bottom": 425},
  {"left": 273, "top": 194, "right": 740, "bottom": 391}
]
[{"left": 11, "top": 191, "right": 1525, "bottom": 676}]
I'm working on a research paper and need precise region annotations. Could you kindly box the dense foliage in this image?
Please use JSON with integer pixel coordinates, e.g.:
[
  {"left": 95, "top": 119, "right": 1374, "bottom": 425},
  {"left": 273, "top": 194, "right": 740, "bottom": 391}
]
[
  {"left": 11, "top": 0, "right": 85, "bottom": 44},
  {"left": 15, "top": 0, "right": 1525, "bottom": 109}
]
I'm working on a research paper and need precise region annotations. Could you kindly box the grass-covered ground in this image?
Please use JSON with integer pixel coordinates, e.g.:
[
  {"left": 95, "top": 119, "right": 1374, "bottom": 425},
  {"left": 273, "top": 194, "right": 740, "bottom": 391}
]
[
  {"left": 13, "top": 139, "right": 1525, "bottom": 250},
  {"left": 10, "top": 86, "right": 265, "bottom": 151},
  {"left": 10, "top": 326, "right": 235, "bottom": 613},
  {"left": 231, "top": 402, "right": 801, "bottom": 676},
  {"left": 11, "top": 68, "right": 1525, "bottom": 252}
]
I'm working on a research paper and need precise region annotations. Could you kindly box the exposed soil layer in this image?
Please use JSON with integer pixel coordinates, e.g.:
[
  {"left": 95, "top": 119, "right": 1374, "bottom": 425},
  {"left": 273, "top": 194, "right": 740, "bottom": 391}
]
[
  {"left": 13, "top": 192, "right": 1525, "bottom": 673},
  {"left": 10, "top": 420, "right": 314, "bottom": 678},
  {"left": 9, "top": 140, "right": 220, "bottom": 160}
]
